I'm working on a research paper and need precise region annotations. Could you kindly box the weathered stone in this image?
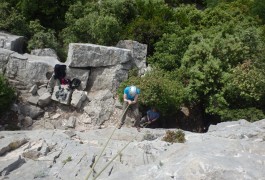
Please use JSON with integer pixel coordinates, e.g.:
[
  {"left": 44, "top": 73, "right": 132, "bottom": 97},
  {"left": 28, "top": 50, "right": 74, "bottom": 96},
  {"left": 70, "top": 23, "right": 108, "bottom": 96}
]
[
  {"left": 0, "top": 32, "right": 25, "bottom": 53},
  {"left": 37, "top": 88, "right": 49, "bottom": 96},
  {"left": 29, "top": 85, "right": 38, "bottom": 95},
  {"left": 84, "top": 90, "right": 115, "bottom": 125},
  {"left": 116, "top": 40, "right": 147, "bottom": 75},
  {"left": 66, "top": 67, "right": 90, "bottom": 90},
  {"left": 27, "top": 96, "right": 39, "bottom": 105},
  {"left": 23, "top": 116, "right": 33, "bottom": 127},
  {"left": 5, "top": 53, "right": 58, "bottom": 86},
  {"left": 31, "top": 48, "right": 59, "bottom": 60},
  {"left": 51, "top": 85, "right": 72, "bottom": 105},
  {"left": 65, "top": 116, "right": 76, "bottom": 128},
  {"left": 70, "top": 90, "right": 87, "bottom": 109},
  {"left": 65, "top": 43, "right": 132, "bottom": 68},
  {"left": 0, "top": 48, "right": 13, "bottom": 74},
  {"left": 52, "top": 113, "right": 61, "bottom": 119},
  {"left": 87, "top": 64, "right": 129, "bottom": 93},
  {"left": 19, "top": 104, "right": 44, "bottom": 119},
  {"left": 38, "top": 93, "right": 51, "bottom": 107}
]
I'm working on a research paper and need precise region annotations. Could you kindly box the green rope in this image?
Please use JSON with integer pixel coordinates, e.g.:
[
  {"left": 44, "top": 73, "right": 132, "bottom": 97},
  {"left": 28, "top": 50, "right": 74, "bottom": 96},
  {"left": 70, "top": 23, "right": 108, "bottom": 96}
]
[
  {"left": 92, "top": 123, "right": 149, "bottom": 180},
  {"left": 85, "top": 104, "right": 130, "bottom": 180}
]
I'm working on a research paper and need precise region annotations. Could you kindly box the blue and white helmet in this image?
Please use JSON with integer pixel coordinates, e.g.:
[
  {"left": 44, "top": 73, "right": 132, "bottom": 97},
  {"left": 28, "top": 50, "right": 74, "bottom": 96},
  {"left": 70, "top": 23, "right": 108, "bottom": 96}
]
[{"left": 129, "top": 86, "right": 137, "bottom": 96}]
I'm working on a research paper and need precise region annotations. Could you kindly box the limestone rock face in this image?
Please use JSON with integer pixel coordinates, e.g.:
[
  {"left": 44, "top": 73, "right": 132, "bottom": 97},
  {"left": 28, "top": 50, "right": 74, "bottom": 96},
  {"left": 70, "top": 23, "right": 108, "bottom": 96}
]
[
  {"left": 84, "top": 90, "right": 115, "bottom": 125},
  {"left": 116, "top": 40, "right": 147, "bottom": 75},
  {"left": 87, "top": 64, "right": 129, "bottom": 93},
  {"left": 0, "top": 32, "right": 25, "bottom": 53},
  {"left": 0, "top": 48, "right": 14, "bottom": 74},
  {"left": 65, "top": 43, "right": 132, "bottom": 68},
  {"left": 66, "top": 67, "right": 89, "bottom": 90},
  {"left": 0, "top": 120, "right": 265, "bottom": 180},
  {"left": 5, "top": 53, "right": 60, "bottom": 86},
  {"left": 31, "top": 48, "right": 59, "bottom": 59},
  {"left": 70, "top": 90, "right": 87, "bottom": 109}
]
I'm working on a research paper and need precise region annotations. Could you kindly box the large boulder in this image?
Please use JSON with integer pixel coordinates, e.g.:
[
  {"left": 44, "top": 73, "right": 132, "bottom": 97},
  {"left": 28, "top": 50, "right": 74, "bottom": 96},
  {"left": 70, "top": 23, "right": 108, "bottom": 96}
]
[
  {"left": 84, "top": 90, "right": 115, "bottom": 125},
  {"left": 0, "top": 48, "right": 14, "bottom": 74},
  {"left": 87, "top": 64, "right": 129, "bottom": 93},
  {"left": 66, "top": 67, "right": 90, "bottom": 90},
  {"left": 116, "top": 40, "right": 147, "bottom": 75},
  {"left": 65, "top": 43, "right": 132, "bottom": 68},
  {"left": 18, "top": 104, "right": 44, "bottom": 119},
  {"left": 30, "top": 48, "right": 59, "bottom": 60},
  {"left": 5, "top": 53, "right": 60, "bottom": 86},
  {"left": 0, "top": 32, "right": 25, "bottom": 53}
]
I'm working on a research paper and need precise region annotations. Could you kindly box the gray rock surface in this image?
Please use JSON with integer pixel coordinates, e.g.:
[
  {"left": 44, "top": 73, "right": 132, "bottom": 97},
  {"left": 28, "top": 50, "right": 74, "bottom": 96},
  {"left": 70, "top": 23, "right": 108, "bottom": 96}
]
[
  {"left": 0, "top": 32, "right": 24, "bottom": 53},
  {"left": 18, "top": 104, "right": 44, "bottom": 119},
  {"left": 87, "top": 64, "right": 129, "bottom": 93},
  {"left": 84, "top": 90, "right": 115, "bottom": 125},
  {"left": 38, "top": 93, "right": 52, "bottom": 107},
  {"left": 65, "top": 43, "right": 132, "bottom": 68},
  {"left": 5, "top": 53, "right": 59, "bottom": 86},
  {"left": 116, "top": 40, "right": 147, "bottom": 75},
  {"left": 70, "top": 90, "right": 87, "bottom": 109},
  {"left": 0, "top": 120, "right": 265, "bottom": 180},
  {"left": 66, "top": 67, "right": 90, "bottom": 90},
  {"left": 0, "top": 48, "right": 14, "bottom": 74},
  {"left": 31, "top": 48, "right": 59, "bottom": 59}
]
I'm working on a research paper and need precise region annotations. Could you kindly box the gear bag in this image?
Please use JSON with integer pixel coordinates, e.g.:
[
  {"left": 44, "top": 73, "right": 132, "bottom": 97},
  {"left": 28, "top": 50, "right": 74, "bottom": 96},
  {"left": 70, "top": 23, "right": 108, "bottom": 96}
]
[{"left": 70, "top": 78, "right": 81, "bottom": 89}]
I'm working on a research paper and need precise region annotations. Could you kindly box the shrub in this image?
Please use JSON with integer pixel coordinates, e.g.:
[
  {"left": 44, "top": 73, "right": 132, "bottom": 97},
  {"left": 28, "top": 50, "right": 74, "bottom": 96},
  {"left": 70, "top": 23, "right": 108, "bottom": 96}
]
[
  {"left": 219, "top": 108, "right": 265, "bottom": 122},
  {"left": 142, "top": 131, "right": 157, "bottom": 141},
  {"left": 117, "top": 69, "right": 185, "bottom": 117},
  {"left": 0, "top": 74, "right": 15, "bottom": 115},
  {"left": 162, "top": 130, "right": 186, "bottom": 143}
]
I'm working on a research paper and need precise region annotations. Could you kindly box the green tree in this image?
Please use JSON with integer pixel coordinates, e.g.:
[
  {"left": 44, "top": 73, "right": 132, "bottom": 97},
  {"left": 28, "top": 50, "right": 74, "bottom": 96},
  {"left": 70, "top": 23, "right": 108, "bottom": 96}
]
[
  {"left": 0, "top": 74, "right": 15, "bottom": 115},
  {"left": 118, "top": 69, "right": 185, "bottom": 117},
  {"left": 0, "top": 2, "right": 29, "bottom": 36},
  {"left": 27, "top": 20, "right": 59, "bottom": 51}
]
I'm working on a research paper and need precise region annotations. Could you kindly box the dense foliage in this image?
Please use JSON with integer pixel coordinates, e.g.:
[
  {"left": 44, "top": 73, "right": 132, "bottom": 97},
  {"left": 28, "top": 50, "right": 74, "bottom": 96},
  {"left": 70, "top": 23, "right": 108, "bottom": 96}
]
[
  {"left": 0, "top": 74, "right": 15, "bottom": 115},
  {"left": 1, "top": 0, "right": 265, "bottom": 124}
]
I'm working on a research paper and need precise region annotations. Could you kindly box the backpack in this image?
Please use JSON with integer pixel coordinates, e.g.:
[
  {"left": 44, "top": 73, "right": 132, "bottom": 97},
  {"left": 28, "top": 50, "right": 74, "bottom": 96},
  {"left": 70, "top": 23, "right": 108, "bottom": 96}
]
[
  {"left": 70, "top": 78, "right": 81, "bottom": 89},
  {"left": 54, "top": 64, "right": 66, "bottom": 80}
]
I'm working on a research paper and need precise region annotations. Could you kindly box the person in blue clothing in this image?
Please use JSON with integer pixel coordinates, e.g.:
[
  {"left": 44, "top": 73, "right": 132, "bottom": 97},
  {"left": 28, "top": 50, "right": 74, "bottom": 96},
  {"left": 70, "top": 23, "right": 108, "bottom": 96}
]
[
  {"left": 140, "top": 107, "right": 160, "bottom": 127},
  {"left": 118, "top": 85, "right": 141, "bottom": 130}
]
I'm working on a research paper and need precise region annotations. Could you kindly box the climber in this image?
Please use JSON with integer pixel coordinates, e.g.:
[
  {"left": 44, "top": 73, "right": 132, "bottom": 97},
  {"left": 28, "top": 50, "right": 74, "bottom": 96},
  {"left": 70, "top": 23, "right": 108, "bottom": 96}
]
[
  {"left": 140, "top": 107, "right": 160, "bottom": 128},
  {"left": 118, "top": 85, "right": 141, "bottom": 131}
]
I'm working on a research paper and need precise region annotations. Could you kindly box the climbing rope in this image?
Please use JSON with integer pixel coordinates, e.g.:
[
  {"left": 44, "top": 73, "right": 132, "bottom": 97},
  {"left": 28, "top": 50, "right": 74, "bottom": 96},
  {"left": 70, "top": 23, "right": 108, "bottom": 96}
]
[
  {"left": 85, "top": 104, "right": 130, "bottom": 180},
  {"left": 92, "top": 122, "right": 149, "bottom": 180}
]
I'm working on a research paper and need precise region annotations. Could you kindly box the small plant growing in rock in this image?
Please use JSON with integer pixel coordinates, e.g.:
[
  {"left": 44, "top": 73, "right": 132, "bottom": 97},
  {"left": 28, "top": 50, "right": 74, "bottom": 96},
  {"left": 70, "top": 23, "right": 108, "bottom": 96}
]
[
  {"left": 162, "top": 130, "right": 186, "bottom": 143},
  {"left": 62, "top": 156, "right": 72, "bottom": 165},
  {"left": 142, "top": 131, "right": 157, "bottom": 141}
]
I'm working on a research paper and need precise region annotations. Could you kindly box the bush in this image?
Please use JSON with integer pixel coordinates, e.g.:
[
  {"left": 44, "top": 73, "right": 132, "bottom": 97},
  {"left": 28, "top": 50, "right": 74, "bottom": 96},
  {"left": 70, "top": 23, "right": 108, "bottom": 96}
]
[
  {"left": 162, "top": 130, "right": 186, "bottom": 143},
  {"left": 0, "top": 74, "right": 15, "bottom": 115},
  {"left": 219, "top": 108, "right": 265, "bottom": 122},
  {"left": 117, "top": 69, "right": 185, "bottom": 117}
]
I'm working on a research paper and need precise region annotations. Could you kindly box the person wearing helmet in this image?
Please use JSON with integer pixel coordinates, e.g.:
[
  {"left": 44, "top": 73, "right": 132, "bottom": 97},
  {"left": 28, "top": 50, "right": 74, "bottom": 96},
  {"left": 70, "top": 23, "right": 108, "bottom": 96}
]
[{"left": 118, "top": 85, "right": 141, "bottom": 130}]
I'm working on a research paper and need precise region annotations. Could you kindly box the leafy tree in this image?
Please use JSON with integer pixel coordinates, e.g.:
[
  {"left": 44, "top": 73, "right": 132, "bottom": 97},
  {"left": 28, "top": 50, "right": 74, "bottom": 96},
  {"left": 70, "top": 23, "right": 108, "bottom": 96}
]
[
  {"left": 0, "top": 74, "right": 15, "bottom": 115},
  {"left": 27, "top": 20, "right": 59, "bottom": 51},
  {"left": 17, "top": 0, "right": 75, "bottom": 31},
  {"left": 0, "top": 2, "right": 29, "bottom": 36},
  {"left": 118, "top": 69, "right": 185, "bottom": 118}
]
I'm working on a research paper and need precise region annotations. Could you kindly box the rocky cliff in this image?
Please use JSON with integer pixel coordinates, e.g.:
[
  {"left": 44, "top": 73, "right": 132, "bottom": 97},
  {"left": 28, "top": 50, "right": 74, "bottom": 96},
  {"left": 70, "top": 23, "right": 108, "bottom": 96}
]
[{"left": 0, "top": 119, "right": 265, "bottom": 179}]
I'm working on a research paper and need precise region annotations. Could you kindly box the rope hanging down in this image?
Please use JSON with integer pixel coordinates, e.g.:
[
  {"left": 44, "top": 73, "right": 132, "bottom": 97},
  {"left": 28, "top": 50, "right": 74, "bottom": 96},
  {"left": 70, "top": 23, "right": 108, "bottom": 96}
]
[{"left": 85, "top": 104, "right": 130, "bottom": 180}]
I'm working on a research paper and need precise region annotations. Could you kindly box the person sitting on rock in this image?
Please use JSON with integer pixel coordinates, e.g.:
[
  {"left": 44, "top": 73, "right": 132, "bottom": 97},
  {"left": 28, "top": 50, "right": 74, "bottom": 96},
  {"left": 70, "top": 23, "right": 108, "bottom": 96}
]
[
  {"left": 118, "top": 85, "right": 141, "bottom": 131},
  {"left": 140, "top": 107, "right": 160, "bottom": 128}
]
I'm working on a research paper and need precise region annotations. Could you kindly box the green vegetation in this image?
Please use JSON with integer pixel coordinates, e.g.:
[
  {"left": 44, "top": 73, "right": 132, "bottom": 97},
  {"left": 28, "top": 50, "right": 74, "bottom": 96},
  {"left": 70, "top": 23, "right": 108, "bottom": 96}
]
[
  {"left": 62, "top": 156, "right": 72, "bottom": 165},
  {"left": 1, "top": 0, "right": 265, "bottom": 126},
  {"left": 162, "top": 130, "right": 186, "bottom": 143},
  {"left": 0, "top": 74, "right": 15, "bottom": 115}
]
